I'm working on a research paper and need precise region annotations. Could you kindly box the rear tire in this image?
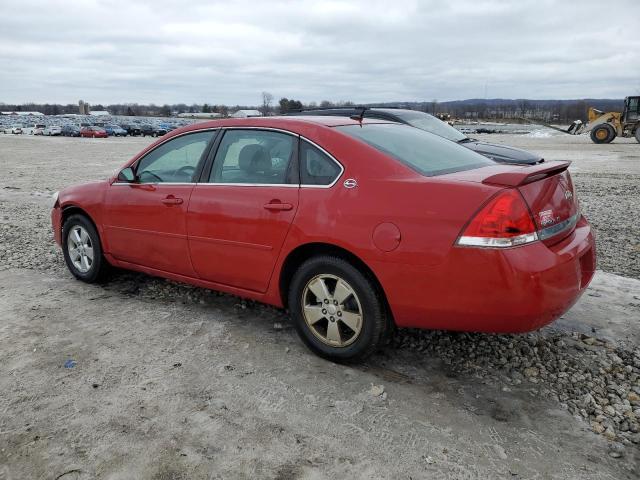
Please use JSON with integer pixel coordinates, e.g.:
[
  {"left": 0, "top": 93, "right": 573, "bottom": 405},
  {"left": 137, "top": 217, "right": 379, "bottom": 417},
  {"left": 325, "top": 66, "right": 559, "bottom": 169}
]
[
  {"left": 635, "top": 128, "right": 640, "bottom": 144},
  {"left": 590, "top": 124, "right": 615, "bottom": 144},
  {"left": 288, "top": 256, "right": 388, "bottom": 362},
  {"left": 62, "top": 214, "right": 108, "bottom": 283}
]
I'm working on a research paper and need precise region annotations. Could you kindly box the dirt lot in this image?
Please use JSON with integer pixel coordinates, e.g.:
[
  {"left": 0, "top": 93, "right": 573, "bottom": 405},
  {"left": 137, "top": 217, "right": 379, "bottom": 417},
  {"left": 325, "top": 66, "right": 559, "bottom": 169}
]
[{"left": 0, "top": 132, "right": 639, "bottom": 479}]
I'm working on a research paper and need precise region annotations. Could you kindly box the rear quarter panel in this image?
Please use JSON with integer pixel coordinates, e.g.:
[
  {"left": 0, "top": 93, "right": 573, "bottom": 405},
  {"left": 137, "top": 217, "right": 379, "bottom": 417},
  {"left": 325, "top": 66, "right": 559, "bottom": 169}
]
[
  {"left": 267, "top": 126, "right": 503, "bottom": 304},
  {"left": 285, "top": 178, "right": 500, "bottom": 267}
]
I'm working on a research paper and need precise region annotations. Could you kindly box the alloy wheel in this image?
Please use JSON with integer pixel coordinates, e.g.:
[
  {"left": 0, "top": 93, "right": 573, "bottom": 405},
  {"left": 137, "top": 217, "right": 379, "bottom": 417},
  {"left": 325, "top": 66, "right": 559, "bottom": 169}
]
[
  {"left": 301, "top": 274, "right": 363, "bottom": 347},
  {"left": 67, "top": 225, "right": 94, "bottom": 273}
]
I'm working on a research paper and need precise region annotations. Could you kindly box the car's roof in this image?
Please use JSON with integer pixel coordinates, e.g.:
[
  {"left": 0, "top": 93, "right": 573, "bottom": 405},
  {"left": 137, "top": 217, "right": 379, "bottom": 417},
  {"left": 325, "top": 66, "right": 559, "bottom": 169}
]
[
  {"left": 175, "top": 115, "right": 397, "bottom": 135},
  {"left": 291, "top": 107, "right": 416, "bottom": 116}
]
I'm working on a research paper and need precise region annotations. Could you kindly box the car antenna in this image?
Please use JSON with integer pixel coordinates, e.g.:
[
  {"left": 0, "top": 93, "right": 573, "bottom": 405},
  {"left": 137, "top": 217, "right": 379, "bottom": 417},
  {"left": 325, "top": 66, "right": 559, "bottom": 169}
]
[{"left": 350, "top": 107, "right": 367, "bottom": 123}]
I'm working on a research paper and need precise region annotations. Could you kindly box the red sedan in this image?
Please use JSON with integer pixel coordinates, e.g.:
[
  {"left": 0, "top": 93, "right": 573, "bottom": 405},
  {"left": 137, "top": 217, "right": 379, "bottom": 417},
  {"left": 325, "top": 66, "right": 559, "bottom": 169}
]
[
  {"left": 51, "top": 117, "right": 595, "bottom": 361},
  {"left": 80, "top": 126, "right": 108, "bottom": 138}
]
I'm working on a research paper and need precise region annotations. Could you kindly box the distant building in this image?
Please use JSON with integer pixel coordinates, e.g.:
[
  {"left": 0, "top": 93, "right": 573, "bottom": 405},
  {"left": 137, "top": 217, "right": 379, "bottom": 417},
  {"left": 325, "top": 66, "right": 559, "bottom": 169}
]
[
  {"left": 230, "top": 109, "right": 262, "bottom": 118},
  {"left": 178, "top": 112, "right": 222, "bottom": 119},
  {"left": 0, "top": 111, "right": 44, "bottom": 116},
  {"left": 78, "top": 100, "right": 90, "bottom": 115},
  {"left": 89, "top": 111, "right": 110, "bottom": 116}
]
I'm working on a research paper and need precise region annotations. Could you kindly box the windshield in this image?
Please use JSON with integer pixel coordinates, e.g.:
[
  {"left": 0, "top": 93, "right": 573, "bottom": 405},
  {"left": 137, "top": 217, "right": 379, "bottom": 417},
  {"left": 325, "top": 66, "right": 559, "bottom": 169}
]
[
  {"left": 388, "top": 110, "right": 467, "bottom": 142},
  {"left": 336, "top": 123, "right": 493, "bottom": 176}
]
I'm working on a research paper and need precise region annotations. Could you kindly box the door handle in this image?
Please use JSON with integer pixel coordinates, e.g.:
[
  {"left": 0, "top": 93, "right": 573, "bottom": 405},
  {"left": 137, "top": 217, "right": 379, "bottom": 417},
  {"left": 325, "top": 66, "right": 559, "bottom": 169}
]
[
  {"left": 264, "top": 201, "right": 293, "bottom": 211},
  {"left": 162, "top": 196, "right": 183, "bottom": 205}
]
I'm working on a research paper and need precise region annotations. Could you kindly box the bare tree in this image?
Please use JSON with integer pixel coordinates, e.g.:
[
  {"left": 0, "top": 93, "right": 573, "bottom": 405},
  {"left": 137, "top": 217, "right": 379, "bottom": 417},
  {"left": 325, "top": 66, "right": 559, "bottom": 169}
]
[
  {"left": 261, "top": 91, "right": 274, "bottom": 116},
  {"left": 517, "top": 99, "right": 530, "bottom": 118}
]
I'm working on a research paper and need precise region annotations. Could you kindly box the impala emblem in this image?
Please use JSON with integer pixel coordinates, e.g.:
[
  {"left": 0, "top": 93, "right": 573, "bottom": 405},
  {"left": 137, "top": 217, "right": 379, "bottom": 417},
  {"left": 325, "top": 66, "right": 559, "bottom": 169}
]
[
  {"left": 564, "top": 190, "right": 573, "bottom": 200},
  {"left": 343, "top": 178, "right": 358, "bottom": 189},
  {"left": 539, "top": 209, "right": 555, "bottom": 226}
]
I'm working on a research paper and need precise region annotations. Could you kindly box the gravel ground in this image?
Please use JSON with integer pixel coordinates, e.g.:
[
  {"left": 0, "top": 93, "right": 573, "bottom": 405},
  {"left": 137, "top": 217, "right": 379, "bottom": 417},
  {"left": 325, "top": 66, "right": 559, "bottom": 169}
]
[{"left": 0, "top": 133, "right": 639, "bottom": 478}]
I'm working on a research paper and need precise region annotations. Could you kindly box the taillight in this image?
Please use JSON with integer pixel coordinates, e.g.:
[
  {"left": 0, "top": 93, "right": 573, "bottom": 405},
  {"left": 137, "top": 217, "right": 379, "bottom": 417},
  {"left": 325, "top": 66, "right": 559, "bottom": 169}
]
[{"left": 457, "top": 189, "right": 538, "bottom": 248}]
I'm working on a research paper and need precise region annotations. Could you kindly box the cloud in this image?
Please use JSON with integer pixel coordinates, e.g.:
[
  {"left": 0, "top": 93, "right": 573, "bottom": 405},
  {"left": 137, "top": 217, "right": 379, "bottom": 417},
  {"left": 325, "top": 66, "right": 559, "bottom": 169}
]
[{"left": 0, "top": 0, "right": 638, "bottom": 104}]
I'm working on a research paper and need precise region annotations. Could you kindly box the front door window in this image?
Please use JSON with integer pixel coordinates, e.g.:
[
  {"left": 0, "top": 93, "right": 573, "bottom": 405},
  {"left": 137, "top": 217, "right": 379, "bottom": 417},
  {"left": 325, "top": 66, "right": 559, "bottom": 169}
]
[{"left": 136, "top": 131, "right": 215, "bottom": 183}]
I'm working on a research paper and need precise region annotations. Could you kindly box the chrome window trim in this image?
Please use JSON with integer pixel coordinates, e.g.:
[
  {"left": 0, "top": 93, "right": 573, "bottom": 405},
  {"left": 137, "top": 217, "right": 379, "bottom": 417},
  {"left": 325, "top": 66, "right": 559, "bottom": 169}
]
[
  {"left": 116, "top": 128, "right": 220, "bottom": 185},
  {"left": 220, "top": 126, "right": 299, "bottom": 136},
  {"left": 200, "top": 126, "right": 345, "bottom": 189},
  {"left": 196, "top": 182, "right": 300, "bottom": 188},
  {"left": 112, "top": 182, "right": 194, "bottom": 186},
  {"left": 298, "top": 137, "right": 345, "bottom": 189},
  {"left": 137, "top": 127, "right": 219, "bottom": 155},
  {"left": 113, "top": 126, "right": 345, "bottom": 189},
  {"left": 111, "top": 127, "right": 220, "bottom": 186}
]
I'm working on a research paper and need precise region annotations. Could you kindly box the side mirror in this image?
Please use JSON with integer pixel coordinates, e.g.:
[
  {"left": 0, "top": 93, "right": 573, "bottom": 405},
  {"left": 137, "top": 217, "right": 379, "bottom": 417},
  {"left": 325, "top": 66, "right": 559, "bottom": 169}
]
[{"left": 118, "top": 167, "right": 136, "bottom": 183}]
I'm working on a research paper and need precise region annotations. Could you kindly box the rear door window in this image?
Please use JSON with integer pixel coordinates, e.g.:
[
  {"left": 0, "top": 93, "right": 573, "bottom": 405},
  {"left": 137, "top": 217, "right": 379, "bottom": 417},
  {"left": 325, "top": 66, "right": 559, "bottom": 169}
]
[
  {"left": 336, "top": 123, "right": 494, "bottom": 176},
  {"left": 209, "top": 129, "right": 296, "bottom": 184}
]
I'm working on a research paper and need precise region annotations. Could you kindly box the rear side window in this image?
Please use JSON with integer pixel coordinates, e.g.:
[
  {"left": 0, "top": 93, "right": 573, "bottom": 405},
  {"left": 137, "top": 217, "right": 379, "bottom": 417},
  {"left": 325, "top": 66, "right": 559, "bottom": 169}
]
[
  {"left": 300, "top": 140, "right": 341, "bottom": 185},
  {"left": 336, "top": 123, "right": 494, "bottom": 176}
]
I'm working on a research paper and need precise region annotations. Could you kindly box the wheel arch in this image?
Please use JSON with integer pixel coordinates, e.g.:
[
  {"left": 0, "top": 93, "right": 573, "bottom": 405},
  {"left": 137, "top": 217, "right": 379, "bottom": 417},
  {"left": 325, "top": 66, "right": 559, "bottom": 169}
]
[
  {"left": 60, "top": 204, "right": 98, "bottom": 227},
  {"left": 278, "top": 242, "right": 394, "bottom": 326},
  {"left": 61, "top": 205, "right": 101, "bottom": 240}
]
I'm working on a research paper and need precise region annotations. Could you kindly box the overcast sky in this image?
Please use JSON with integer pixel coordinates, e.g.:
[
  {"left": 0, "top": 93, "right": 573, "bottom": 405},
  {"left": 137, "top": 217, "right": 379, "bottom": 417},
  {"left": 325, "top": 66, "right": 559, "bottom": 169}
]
[{"left": 1, "top": 0, "right": 638, "bottom": 105}]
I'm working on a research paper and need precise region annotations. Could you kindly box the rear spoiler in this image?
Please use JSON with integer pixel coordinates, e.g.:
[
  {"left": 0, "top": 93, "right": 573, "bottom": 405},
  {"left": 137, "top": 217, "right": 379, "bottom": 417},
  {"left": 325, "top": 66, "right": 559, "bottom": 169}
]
[{"left": 482, "top": 161, "right": 571, "bottom": 187}]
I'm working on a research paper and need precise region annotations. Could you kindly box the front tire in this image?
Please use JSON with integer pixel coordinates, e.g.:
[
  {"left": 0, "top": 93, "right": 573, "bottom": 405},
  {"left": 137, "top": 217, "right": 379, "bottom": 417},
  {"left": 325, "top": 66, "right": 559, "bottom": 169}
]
[
  {"left": 635, "top": 128, "right": 640, "bottom": 144},
  {"left": 590, "top": 124, "right": 615, "bottom": 144},
  {"left": 62, "top": 214, "right": 107, "bottom": 283},
  {"left": 288, "top": 256, "right": 388, "bottom": 362}
]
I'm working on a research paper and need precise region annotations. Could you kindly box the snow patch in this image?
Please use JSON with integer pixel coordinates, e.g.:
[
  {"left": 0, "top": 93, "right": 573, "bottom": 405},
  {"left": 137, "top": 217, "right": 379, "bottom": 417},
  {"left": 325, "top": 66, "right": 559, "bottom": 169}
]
[{"left": 526, "top": 129, "right": 553, "bottom": 138}]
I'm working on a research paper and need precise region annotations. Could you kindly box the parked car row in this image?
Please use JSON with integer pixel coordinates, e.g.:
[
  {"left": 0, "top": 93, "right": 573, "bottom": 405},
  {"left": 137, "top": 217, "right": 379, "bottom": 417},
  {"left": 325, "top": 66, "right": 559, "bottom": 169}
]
[
  {"left": 62, "top": 125, "right": 81, "bottom": 136},
  {"left": 2, "top": 123, "right": 64, "bottom": 136},
  {"left": 3, "top": 125, "right": 24, "bottom": 134},
  {"left": 43, "top": 126, "right": 62, "bottom": 136},
  {"left": 2, "top": 123, "right": 174, "bottom": 139},
  {"left": 1, "top": 114, "right": 192, "bottom": 139},
  {"left": 104, "top": 124, "right": 127, "bottom": 136},
  {"left": 80, "top": 126, "right": 109, "bottom": 138},
  {"left": 22, "top": 124, "right": 47, "bottom": 135}
]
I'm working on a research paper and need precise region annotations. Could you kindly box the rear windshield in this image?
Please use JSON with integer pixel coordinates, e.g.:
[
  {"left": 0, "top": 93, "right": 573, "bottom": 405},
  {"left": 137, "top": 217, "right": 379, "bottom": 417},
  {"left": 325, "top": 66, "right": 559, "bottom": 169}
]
[
  {"left": 391, "top": 110, "right": 467, "bottom": 142},
  {"left": 336, "top": 123, "right": 494, "bottom": 176}
]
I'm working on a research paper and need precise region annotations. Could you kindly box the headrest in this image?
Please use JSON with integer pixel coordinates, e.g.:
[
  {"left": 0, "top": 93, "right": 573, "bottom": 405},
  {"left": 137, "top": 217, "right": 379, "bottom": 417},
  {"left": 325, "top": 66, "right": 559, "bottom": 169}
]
[{"left": 238, "top": 144, "right": 271, "bottom": 173}]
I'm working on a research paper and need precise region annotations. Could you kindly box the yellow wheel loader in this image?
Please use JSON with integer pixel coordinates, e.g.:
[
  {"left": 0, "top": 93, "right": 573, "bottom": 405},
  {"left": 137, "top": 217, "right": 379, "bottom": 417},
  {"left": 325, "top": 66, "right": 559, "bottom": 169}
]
[{"left": 567, "top": 96, "right": 640, "bottom": 144}]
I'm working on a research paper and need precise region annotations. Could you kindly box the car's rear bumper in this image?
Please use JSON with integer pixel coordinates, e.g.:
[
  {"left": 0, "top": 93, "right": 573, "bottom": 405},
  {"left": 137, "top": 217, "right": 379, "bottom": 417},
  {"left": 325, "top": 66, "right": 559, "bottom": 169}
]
[{"left": 373, "top": 216, "right": 596, "bottom": 333}]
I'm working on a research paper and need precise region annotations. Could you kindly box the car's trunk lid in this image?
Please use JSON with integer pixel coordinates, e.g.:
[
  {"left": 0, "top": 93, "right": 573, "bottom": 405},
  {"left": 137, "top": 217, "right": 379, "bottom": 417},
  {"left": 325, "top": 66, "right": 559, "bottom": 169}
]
[
  {"left": 446, "top": 161, "right": 580, "bottom": 243},
  {"left": 517, "top": 167, "right": 579, "bottom": 243}
]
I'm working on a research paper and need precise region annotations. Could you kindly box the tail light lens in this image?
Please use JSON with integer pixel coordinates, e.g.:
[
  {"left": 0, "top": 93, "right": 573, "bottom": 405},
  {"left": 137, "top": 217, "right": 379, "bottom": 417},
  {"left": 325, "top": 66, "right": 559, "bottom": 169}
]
[{"left": 457, "top": 189, "right": 538, "bottom": 248}]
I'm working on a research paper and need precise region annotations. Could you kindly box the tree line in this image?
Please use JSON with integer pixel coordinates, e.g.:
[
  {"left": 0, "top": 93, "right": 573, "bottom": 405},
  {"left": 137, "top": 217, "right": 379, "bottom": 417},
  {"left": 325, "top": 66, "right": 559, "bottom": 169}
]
[
  {"left": 386, "top": 98, "right": 626, "bottom": 123},
  {"left": 0, "top": 97, "right": 626, "bottom": 122}
]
